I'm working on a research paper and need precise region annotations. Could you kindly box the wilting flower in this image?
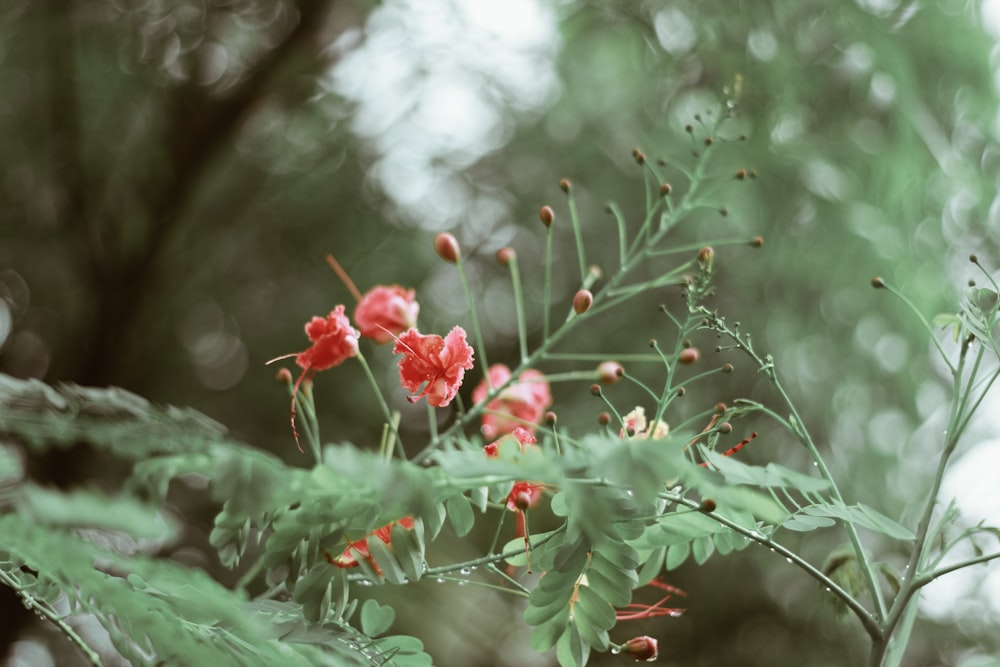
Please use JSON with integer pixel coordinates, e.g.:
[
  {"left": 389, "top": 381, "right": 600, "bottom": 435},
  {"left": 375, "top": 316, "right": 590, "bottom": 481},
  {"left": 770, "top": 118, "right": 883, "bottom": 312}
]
[
  {"left": 354, "top": 285, "right": 420, "bottom": 344},
  {"left": 621, "top": 636, "right": 658, "bottom": 661},
  {"left": 472, "top": 364, "right": 552, "bottom": 439},
  {"left": 620, "top": 406, "right": 669, "bottom": 440},
  {"left": 325, "top": 516, "right": 415, "bottom": 570},
  {"left": 269, "top": 306, "right": 360, "bottom": 450},
  {"left": 394, "top": 326, "right": 474, "bottom": 407},
  {"left": 484, "top": 426, "right": 537, "bottom": 458}
]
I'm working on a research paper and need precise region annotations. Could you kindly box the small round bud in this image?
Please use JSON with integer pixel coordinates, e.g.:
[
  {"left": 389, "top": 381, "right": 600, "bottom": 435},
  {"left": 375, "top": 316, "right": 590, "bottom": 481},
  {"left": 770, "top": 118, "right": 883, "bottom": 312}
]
[
  {"left": 678, "top": 348, "right": 700, "bottom": 365},
  {"left": 513, "top": 491, "right": 533, "bottom": 512},
  {"left": 559, "top": 178, "right": 572, "bottom": 193},
  {"left": 719, "top": 422, "right": 733, "bottom": 434},
  {"left": 749, "top": 169, "right": 758, "bottom": 179},
  {"left": 622, "top": 636, "right": 658, "bottom": 662},
  {"left": 871, "top": 277, "right": 885, "bottom": 289},
  {"left": 749, "top": 235, "right": 764, "bottom": 247},
  {"left": 685, "top": 124, "right": 693, "bottom": 134},
  {"left": 676, "top": 386, "right": 686, "bottom": 397},
  {"left": 573, "top": 289, "right": 593, "bottom": 315},
  {"left": 698, "top": 246, "right": 714, "bottom": 269},
  {"left": 496, "top": 247, "right": 515, "bottom": 266},
  {"left": 718, "top": 207, "right": 728, "bottom": 217},
  {"left": 704, "top": 136, "right": 714, "bottom": 146},
  {"left": 969, "top": 279, "right": 977, "bottom": 287},
  {"left": 632, "top": 148, "right": 646, "bottom": 165},
  {"left": 736, "top": 168, "right": 747, "bottom": 180},
  {"left": 660, "top": 182, "right": 672, "bottom": 196},
  {"left": 715, "top": 402, "right": 727, "bottom": 414},
  {"left": 648, "top": 338, "right": 657, "bottom": 348},
  {"left": 544, "top": 411, "right": 557, "bottom": 425},
  {"left": 275, "top": 368, "right": 293, "bottom": 384},
  {"left": 722, "top": 363, "right": 734, "bottom": 374},
  {"left": 700, "top": 498, "right": 717, "bottom": 512},
  {"left": 598, "top": 361, "right": 625, "bottom": 384},
  {"left": 539, "top": 205, "right": 555, "bottom": 227},
  {"left": 589, "top": 384, "right": 602, "bottom": 397},
  {"left": 434, "top": 232, "right": 461, "bottom": 263},
  {"left": 970, "top": 254, "right": 979, "bottom": 264},
  {"left": 598, "top": 411, "right": 611, "bottom": 426},
  {"left": 739, "top": 133, "right": 748, "bottom": 141}
]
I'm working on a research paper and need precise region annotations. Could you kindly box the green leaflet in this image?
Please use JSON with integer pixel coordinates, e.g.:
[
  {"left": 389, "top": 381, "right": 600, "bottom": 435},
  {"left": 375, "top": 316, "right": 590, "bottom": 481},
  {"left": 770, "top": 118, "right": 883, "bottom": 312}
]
[{"left": 800, "top": 501, "right": 914, "bottom": 540}]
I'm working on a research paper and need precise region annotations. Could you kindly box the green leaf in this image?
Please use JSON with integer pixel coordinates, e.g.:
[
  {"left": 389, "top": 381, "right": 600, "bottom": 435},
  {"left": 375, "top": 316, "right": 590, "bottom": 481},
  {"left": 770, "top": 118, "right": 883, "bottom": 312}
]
[
  {"left": 691, "top": 535, "right": 715, "bottom": 565},
  {"left": 391, "top": 520, "right": 425, "bottom": 582},
  {"left": 802, "top": 502, "right": 914, "bottom": 540},
  {"left": 360, "top": 599, "right": 396, "bottom": 636},
  {"left": 445, "top": 493, "right": 475, "bottom": 537},
  {"left": 556, "top": 625, "right": 589, "bottom": 667},
  {"left": 665, "top": 542, "right": 690, "bottom": 570},
  {"left": 782, "top": 513, "right": 837, "bottom": 532},
  {"left": 366, "top": 535, "right": 408, "bottom": 585}
]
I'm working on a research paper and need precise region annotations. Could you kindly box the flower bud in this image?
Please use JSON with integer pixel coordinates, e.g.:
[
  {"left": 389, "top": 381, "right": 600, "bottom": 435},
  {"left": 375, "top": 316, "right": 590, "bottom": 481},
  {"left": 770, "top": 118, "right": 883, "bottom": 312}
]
[
  {"left": 714, "top": 402, "right": 727, "bottom": 414},
  {"left": 698, "top": 247, "right": 714, "bottom": 270},
  {"left": 622, "top": 635, "right": 658, "bottom": 661},
  {"left": 660, "top": 182, "right": 672, "bottom": 196},
  {"left": 539, "top": 205, "right": 555, "bottom": 227},
  {"left": 736, "top": 168, "right": 747, "bottom": 180},
  {"left": 496, "top": 247, "right": 516, "bottom": 266},
  {"left": 678, "top": 348, "right": 700, "bottom": 365},
  {"left": 598, "top": 361, "right": 624, "bottom": 384},
  {"left": 700, "top": 498, "right": 717, "bottom": 512},
  {"left": 590, "top": 384, "right": 602, "bottom": 397},
  {"left": 598, "top": 411, "right": 611, "bottom": 426},
  {"left": 631, "top": 148, "right": 646, "bottom": 164},
  {"left": 749, "top": 235, "right": 764, "bottom": 247},
  {"left": 871, "top": 276, "right": 885, "bottom": 289},
  {"left": 722, "top": 363, "right": 734, "bottom": 374},
  {"left": 434, "top": 232, "right": 461, "bottom": 263},
  {"left": 560, "top": 178, "right": 572, "bottom": 193},
  {"left": 513, "top": 491, "right": 533, "bottom": 511},
  {"left": 970, "top": 254, "right": 979, "bottom": 264},
  {"left": 544, "top": 411, "right": 557, "bottom": 425},
  {"left": 275, "top": 367, "right": 293, "bottom": 384},
  {"left": 573, "top": 289, "right": 593, "bottom": 315},
  {"left": 719, "top": 421, "right": 733, "bottom": 434},
  {"left": 704, "top": 136, "right": 714, "bottom": 146}
]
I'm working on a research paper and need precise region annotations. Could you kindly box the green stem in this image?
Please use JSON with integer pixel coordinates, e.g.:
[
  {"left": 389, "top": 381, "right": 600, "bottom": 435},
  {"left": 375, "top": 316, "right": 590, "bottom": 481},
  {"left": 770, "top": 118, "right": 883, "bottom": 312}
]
[
  {"left": 355, "top": 350, "right": 404, "bottom": 459},
  {"left": 507, "top": 254, "right": 529, "bottom": 364},
  {"left": 566, "top": 187, "right": 588, "bottom": 282},
  {"left": 456, "top": 257, "right": 491, "bottom": 382}
]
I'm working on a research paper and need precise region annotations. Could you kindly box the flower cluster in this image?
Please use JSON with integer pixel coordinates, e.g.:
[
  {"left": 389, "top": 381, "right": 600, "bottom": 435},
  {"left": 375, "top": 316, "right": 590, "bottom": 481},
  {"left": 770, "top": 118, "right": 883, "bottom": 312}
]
[{"left": 473, "top": 364, "right": 552, "bottom": 439}]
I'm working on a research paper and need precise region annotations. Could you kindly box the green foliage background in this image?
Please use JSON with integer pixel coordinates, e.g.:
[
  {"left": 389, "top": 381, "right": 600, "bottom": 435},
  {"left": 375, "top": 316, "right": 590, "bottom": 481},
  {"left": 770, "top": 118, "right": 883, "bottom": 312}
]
[{"left": 1, "top": 0, "right": 999, "bottom": 665}]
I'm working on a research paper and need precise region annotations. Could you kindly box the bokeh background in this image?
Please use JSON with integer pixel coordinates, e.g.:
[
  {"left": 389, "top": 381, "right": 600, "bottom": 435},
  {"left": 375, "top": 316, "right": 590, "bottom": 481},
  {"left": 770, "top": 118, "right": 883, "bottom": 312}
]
[{"left": 2, "top": 0, "right": 1000, "bottom": 665}]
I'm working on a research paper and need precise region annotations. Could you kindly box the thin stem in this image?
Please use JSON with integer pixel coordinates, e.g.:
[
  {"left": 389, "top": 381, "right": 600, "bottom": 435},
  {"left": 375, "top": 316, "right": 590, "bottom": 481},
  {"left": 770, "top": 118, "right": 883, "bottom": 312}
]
[
  {"left": 880, "top": 281, "right": 956, "bottom": 373},
  {"left": 566, "top": 187, "right": 588, "bottom": 282},
  {"left": 507, "top": 254, "right": 529, "bottom": 363},
  {"left": 325, "top": 254, "right": 363, "bottom": 303},
  {"left": 355, "top": 350, "right": 405, "bottom": 459},
  {"left": 543, "top": 227, "right": 554, "bottom": 340},
  {"left": 455, "top": 257, "right": 491, "bottom": 383}
]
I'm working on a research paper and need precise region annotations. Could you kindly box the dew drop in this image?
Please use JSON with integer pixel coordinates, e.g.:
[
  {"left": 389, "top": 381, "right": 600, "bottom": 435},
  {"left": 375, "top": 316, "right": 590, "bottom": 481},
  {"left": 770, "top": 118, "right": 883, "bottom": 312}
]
[
  {"left": 457, "top": 580, "right": 467, "bottom": 586},
  {"left": 435, "top": 577, "right": 445, "bottom": 583},
  {"left": 668, "top": 609, "right": 683, "bottom": 617},
  {"left": 785, "top": 557, "right": 793, "bottom": 564},
  {"left": 646, "top": 657, "right": 657, "bottom": 663},
  {"left": 459, "top": 567, "right": 472, "bottom": 575},
  {"left": 824, "top": 587, "right": 831, "bottom": 592},
  {"left": 611, "top": 647, "right": 621, "bottom": 655}
]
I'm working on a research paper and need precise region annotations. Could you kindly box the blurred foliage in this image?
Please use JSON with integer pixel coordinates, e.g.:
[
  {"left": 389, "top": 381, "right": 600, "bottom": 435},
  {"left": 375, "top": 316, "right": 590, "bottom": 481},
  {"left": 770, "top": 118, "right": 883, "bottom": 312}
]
[{"left": 2, "top": 0, "right": 1000, "bottom": 665}]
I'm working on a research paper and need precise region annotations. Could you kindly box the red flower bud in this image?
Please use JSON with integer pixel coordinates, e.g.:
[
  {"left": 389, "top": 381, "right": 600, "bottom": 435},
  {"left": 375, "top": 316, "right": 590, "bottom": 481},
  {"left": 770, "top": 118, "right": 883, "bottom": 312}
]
[
  {"left": 701, "top": 498, "right": 717, "bottom": 512},
  {"left": 573, "top": 289, "right": 593, "bottom": 315},
  {"left": 622, "top": 635, "right": 658, "bottom": 661},
  {"left": 678, "top": 348, "right": 700, "bottom": 365},
  {"left": 719, "top": 421, "right": 733, "bottom": 434},
  {"left": 871, "top": 276, "right": 885, "bottom": 288},
  {"left": 598, "top": 360, "right": 624, "bottom": 384},
  {"left": 434, "top": 233, "right": 461, "bottom": 263},
  {"left": 539, "top": 205, "right": 555, "bottom": 227},
  {"left": 632, "top": 148, "right": 646, "bottom": 164},
  {"left": 736, "top": 168, "right": 747, "bottom": 180},
  {"left": 749, "top": 235, "right": 764, "bottom": 247},
  {"left": 496, "top": 247, "right": 516, "bottom": 266},
  {"left": 560, "top": 178, "right": 572, "bottom": 193},
  {"left": 598, "top": 411, "right": 611, "bottom": 425},
  {"left": 660, "top": 182, "right": 672, "bottom": 196},
  {"left": 590, "top": 384, "right": 602, "bottom": 396}
]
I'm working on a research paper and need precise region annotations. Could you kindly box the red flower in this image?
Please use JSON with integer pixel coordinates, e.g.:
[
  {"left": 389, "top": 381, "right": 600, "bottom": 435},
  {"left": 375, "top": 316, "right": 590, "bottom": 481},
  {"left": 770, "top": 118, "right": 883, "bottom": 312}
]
[
  {"left": 269, "top": 306, "right": 360, "bottom": 451},
  {"left": 354, "top": 285, "right": 420, "bottom": 344},
  {"left": 325, "top": 516, "right": 415, "bottom": 570},
  {"left": 472, "top": 364, "right": 552, "bottom": 439},
  {"left": 622, "top": 636, "right": 658, "bottom": 661},
  {"left": 484, "top": 426, "right": 537, "bottom": 458},
  {"left": 295, "top": 306, "right": 360, "bottom": 372},
  {"left": 393, "top": 326, "right": 475, "bottom": 408}
]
